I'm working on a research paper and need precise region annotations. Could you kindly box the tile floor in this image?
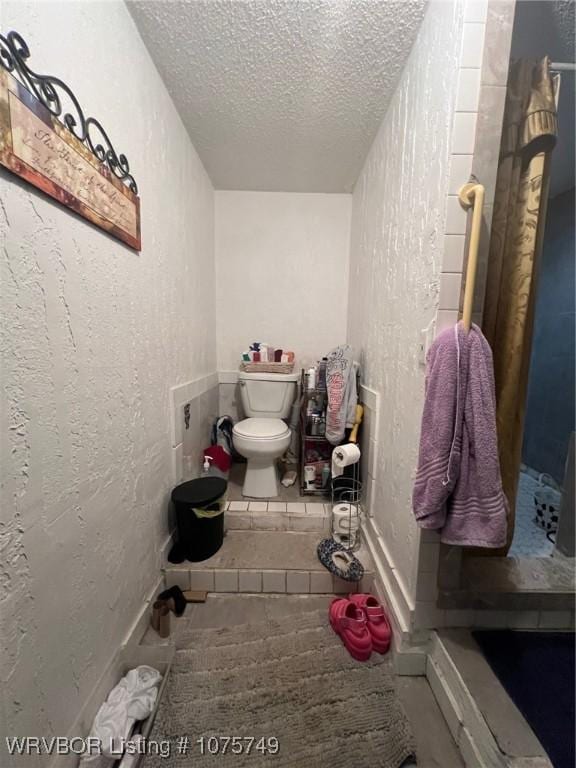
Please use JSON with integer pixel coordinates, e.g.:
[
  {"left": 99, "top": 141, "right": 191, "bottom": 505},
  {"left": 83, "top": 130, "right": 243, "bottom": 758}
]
[
  {"left": 141, "top": 594, "right": 464, "bottom": 767},
  {"left": 509, "top": 471, "right": 556, "bottom": 558}
]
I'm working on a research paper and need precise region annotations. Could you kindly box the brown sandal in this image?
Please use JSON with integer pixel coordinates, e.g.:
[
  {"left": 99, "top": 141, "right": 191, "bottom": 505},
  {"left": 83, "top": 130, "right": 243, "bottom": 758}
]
[{"left": 151, "top": 600, "right": 170, "bottom": 638}]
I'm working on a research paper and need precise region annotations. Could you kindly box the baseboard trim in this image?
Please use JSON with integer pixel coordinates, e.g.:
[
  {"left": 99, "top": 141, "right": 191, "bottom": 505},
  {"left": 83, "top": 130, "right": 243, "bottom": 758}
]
[
  {"left": 362, "top": 517, "right": 413, "bottom": 632},
  {"left": 362, "top": 520, "right": 429, "bottom": 675},
  {"left": 48, "top": 535, "right": 173, "bottom": 768},
  {"left": 126, "top": 532, "right": 173, "bottom": 647}
]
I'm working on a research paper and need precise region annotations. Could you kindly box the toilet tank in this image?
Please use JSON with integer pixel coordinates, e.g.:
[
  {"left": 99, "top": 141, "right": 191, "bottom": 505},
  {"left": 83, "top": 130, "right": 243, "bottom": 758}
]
[{"left": 238, "top": 371, "right": 299, "bottom": 419}]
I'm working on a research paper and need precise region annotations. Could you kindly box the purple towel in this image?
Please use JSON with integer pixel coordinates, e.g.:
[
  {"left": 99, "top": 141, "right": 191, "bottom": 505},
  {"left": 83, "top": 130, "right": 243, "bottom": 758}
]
[{"left": 412, "top": 322, "right": 508, "bottom": 548}]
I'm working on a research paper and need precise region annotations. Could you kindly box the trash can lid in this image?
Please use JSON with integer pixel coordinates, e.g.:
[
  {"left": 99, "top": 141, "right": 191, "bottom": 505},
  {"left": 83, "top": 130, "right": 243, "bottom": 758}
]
[{"left": 171, "top": 477, "right": 227, "bottom": 507}]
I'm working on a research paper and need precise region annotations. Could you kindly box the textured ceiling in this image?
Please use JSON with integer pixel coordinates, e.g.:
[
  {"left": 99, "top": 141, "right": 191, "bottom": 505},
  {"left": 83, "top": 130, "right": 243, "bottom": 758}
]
[{"left": 128, "top": 0, "right": 426, "bottom": 192}]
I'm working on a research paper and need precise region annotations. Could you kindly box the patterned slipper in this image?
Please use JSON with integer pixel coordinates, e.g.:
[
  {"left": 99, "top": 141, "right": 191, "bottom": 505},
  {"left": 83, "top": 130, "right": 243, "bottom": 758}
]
[
  {"left": 349, "top": 593, "right": 392, "bottom": 654},
  {"left": 329, "top": 598, "right": 372, "bottom": 661},
  {"left": 317, "top": 538, "right": 364, "bottom": 582}
]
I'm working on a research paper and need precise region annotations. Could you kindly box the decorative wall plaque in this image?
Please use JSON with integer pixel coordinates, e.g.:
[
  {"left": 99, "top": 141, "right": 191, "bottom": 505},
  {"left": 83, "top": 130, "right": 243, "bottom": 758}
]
[{"left": 0, "top": 31, "right": 141, "bottom": 250}]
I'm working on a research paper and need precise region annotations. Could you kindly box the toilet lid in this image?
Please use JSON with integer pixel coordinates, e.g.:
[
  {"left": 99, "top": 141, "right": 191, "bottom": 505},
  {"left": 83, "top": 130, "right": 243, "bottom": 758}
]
[{"left": 233, "top": 418, "right": 290, "bottom": 440}]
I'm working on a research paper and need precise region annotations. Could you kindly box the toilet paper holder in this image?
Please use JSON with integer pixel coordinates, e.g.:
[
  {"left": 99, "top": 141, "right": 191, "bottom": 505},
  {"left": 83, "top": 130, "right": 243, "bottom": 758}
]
[{"left": 331, "top": 475, "right": 363, "bottom": 552}]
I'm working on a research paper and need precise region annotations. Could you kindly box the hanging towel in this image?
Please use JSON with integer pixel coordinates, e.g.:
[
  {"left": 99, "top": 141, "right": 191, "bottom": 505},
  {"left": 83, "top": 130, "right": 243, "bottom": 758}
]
[
  {"left": 412, "top": 322, "right": 508, "bottom": 548},
  {"left": 325, "top": 345, "right": 357, "bottom": 445}
]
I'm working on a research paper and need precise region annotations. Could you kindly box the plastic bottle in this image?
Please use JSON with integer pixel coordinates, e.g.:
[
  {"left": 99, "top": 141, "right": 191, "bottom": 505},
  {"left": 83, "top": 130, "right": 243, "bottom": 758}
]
[
  {"left": 307, "top": 367, "right": 316, "bottom": 391},
  {"left": 318, "top": 358, "right": 327, "bottom": 390}
]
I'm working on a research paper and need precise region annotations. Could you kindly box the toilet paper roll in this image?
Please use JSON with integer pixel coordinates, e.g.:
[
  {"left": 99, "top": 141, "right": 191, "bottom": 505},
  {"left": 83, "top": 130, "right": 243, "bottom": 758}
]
[
  {"left": 332, "top": 504, "right": 360, "bottom": 534},
  {"left": 334, "top": 516, "right": 360, "bottom": 534},
  {"left": 332, "top": 502, "right": 359, "bottom": 518},
  {"left": 331, "top": 443, "right": 361, "bottom": 477},
  {"left": 304, "top": 465, "right": 316, "bottom": 481}
]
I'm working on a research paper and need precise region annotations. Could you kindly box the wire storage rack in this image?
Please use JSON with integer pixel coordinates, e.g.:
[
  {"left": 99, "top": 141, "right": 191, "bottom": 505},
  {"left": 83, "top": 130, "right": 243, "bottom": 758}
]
[
  {"left": 299, "top": 368, "right": 331, "bottom": 496},
  {"left": 330, "top": 470, "right": 363, "bottom": 552}
]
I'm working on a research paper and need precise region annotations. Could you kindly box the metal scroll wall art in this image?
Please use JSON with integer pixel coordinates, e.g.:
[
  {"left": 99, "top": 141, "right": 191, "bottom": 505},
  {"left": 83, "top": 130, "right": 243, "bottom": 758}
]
[{"left": 0, "top": 30, "right": 141, "bottom": 250}]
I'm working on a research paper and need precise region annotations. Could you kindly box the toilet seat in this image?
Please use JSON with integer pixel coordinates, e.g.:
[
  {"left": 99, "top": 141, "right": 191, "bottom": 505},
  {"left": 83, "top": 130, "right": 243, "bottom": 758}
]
[{"left": 233, "top": 418, "right": 290, "bottom": 441}]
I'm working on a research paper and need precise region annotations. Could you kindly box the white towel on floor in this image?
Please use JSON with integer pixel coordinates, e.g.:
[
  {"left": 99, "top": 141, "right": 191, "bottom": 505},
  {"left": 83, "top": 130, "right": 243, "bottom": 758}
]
[{"left": 79, "top": 665, "right": 161, "bottom": 767}]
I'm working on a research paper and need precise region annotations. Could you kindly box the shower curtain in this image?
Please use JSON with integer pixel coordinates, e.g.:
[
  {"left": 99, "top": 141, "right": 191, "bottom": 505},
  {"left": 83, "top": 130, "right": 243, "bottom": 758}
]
[{"left": 482, "top": 57, "right": 558, "bottom": 552}]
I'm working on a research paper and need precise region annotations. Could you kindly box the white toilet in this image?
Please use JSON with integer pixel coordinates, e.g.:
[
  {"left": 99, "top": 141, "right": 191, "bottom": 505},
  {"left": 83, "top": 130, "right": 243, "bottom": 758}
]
[{"left": 232, "top": 371, "right": 298, "bottom": 498}]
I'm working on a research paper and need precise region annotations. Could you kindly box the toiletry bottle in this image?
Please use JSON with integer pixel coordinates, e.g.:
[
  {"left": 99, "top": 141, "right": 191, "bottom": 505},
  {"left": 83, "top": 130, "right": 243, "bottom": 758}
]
[
  {"left": 307, "top": 367, "right": 316, "bottom": 391},
  {"left": 318, "top": 358, "right": 327, "bottom": 390}
]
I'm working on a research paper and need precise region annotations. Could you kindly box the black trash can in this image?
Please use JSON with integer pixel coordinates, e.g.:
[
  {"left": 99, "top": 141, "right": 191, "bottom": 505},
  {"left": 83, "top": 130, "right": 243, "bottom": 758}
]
[{"left": 171, "top": 477, "right": 227, "bottom": 562}]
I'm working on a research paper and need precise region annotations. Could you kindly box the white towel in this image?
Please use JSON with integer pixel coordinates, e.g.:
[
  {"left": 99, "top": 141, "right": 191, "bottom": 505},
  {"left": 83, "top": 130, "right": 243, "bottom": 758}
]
[{"left": 79, "top": 666, "right": 161, "bottom": 766}]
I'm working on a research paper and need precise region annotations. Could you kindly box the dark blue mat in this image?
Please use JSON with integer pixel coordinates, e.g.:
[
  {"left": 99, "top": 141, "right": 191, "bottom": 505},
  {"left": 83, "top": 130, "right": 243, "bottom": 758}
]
[{"left": 472, "top": 630, "right": 575, "bottom": 768}]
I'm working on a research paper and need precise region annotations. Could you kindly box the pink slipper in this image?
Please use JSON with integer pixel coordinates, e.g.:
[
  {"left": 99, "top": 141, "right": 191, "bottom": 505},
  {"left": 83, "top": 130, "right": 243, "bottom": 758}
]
[
  {"left": 329, "top": 598, "right": 372, "bottom": 661},
  {"left": 349, "top": 593, "right": 392, "bottom": 654}
]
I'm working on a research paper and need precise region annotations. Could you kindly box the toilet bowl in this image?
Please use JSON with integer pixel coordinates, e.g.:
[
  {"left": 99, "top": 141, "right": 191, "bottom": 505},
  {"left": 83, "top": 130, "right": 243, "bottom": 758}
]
[
  {"left": 232, "top": 369, "right": 298, "bottom": 497},
  {"left": 233, "top": 418, "right": 291, "bottom": 498}
]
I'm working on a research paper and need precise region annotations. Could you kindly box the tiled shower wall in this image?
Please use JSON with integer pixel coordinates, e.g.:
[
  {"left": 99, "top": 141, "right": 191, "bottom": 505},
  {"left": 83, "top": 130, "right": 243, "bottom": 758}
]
[
  {"left": 438, "top": 0, "right": 516, "bottom": 334},
  {"left": 170, "top": 374, "right": 220, "bottom": 484},
  {"left": 414, "top": 0, "right": 516, "bottom": 632}
]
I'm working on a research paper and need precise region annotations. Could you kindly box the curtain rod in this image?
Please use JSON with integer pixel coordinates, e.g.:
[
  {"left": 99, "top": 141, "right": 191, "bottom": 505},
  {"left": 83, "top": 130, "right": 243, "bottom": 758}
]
[{"left": 550, "top": 62, "right": 576, "bottom": 71}]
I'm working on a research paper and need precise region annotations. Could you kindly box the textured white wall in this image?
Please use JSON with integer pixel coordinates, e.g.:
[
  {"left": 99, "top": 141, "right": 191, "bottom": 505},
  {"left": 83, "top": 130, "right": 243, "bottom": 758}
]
[
  {"left": 0, "top": 0, "right": 215, "bottom": 752},
  {"left": 347, "top": 0, "right": 465, "bottom": 601},
  {"left": 215, "top": 191, "right": 351, "bottom": 371}
]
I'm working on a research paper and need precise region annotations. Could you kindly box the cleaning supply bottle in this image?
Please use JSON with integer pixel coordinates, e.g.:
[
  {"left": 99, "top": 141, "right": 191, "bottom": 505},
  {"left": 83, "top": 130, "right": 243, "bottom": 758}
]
[{"left": 203, "top": 455, "right": 214, "bottom": 474}]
